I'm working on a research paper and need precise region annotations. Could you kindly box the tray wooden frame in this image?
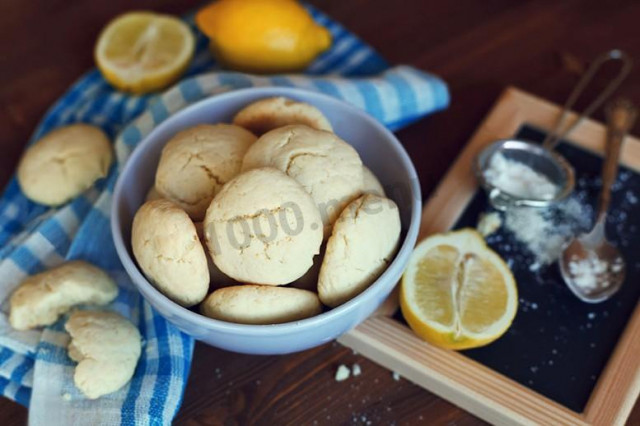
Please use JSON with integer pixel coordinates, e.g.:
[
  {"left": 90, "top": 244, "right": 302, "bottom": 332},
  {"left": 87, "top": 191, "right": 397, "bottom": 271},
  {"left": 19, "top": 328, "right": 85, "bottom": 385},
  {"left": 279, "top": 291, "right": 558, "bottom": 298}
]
[{"left": 338, "top": 87, "right": 640, "bottom": 426}]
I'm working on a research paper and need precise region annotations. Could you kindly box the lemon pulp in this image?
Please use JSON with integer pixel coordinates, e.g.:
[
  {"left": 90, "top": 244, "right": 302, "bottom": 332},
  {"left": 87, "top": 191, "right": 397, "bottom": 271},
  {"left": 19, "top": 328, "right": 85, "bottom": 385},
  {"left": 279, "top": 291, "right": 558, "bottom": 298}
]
[
  {"left": 400, "top": 229, "right": 518, "bottom": 350},
  {"left": 95, "top": 12, "right": 195, "bottom": 94}
]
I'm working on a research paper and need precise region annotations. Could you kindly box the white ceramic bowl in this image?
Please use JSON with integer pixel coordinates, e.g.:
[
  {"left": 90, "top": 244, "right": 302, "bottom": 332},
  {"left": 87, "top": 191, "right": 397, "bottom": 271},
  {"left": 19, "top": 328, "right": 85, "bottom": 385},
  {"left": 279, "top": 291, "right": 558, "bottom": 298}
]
[{"left": 111, "top": 87, "right": 421, "bottom": 354}]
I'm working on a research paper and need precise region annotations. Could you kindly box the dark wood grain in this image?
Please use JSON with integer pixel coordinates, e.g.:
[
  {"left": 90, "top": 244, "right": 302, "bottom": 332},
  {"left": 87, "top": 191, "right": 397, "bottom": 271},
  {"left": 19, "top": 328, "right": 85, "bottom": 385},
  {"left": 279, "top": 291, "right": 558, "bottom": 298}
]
[{"left": 1, "top": 0, "right": 640, "bottom": 424}]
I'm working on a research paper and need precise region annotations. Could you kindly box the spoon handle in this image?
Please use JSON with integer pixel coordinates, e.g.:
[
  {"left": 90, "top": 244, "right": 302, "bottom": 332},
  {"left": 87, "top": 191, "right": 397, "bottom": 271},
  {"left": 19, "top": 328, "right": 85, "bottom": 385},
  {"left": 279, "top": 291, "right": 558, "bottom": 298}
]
[{"left": 597, "top": 98, "right": 638, "bottom": 224}]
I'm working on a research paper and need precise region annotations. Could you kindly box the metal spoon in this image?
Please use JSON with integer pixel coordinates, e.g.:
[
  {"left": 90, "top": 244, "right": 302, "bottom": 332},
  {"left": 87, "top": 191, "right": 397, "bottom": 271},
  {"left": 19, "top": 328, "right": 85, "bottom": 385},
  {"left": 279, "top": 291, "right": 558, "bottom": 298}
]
[{"left": 559, "top": 98, "right": 637, "bottom": 303}]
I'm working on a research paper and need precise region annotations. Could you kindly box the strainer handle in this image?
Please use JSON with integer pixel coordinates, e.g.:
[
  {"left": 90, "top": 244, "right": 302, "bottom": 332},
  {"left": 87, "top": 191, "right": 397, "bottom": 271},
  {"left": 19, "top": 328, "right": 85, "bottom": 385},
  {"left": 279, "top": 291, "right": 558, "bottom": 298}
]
[{"left": 542, "top": 49, "right": 633, "bottom": 150}]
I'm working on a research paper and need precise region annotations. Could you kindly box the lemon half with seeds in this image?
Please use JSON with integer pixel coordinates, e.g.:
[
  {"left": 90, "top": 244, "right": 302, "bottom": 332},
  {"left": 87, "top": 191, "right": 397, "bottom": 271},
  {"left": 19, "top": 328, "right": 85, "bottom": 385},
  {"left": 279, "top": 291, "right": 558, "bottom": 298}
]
[
  {"left": 400, "top": 228, "right": 518, "bottom": 350},
  {"left": 95, "top": 12, "right": 195, "bottom": 94}
]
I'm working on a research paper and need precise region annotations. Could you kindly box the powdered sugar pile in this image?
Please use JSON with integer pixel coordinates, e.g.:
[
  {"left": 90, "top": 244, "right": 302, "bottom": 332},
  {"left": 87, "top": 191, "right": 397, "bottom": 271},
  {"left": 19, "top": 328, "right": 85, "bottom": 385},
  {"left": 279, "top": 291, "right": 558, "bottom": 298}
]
[
  {"left": 568, "top": 254, "right": 625, "bottom": 292},
  {"left": 484, "top": 152, "right": 559, "bottom": 200},
  {"left": 502, "top": 197, "right": 590, "bottom": 271}
]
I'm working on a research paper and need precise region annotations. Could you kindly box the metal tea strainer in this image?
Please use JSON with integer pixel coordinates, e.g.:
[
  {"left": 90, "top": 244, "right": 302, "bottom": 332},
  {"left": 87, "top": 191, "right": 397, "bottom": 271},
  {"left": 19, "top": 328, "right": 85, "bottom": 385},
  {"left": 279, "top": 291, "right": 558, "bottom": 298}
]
[{"left": 476, "top": 49, "right": 633, "bottom": 211}]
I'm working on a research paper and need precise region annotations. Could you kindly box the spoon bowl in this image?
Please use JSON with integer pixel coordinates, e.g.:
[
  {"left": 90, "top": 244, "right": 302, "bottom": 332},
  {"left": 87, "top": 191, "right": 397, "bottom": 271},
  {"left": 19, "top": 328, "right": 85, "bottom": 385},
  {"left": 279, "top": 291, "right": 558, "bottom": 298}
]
[
  {"left": 559, "top": 98, "right": 636, "bottom": 303},
  {"left": 560, "top": 225, "right": 626, "bottom": 303}
]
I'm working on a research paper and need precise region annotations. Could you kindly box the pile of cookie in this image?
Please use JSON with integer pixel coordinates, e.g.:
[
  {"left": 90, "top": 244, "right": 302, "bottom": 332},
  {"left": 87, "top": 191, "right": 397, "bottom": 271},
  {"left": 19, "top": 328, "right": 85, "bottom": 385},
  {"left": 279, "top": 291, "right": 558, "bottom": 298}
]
[
  {"left": 132, "top": 97, "right": 402, "bottom": 324},
  {"left": 12, "top": 121, "right": 143, "bottom": 399},
  {"left": 9, "top": 260, "right": 141, "bottom": 399}
]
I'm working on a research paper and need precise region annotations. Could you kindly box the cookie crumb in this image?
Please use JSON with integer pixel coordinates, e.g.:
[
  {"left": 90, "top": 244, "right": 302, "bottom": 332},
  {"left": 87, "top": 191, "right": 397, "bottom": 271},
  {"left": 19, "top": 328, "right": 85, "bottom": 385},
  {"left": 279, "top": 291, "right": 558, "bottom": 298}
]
[
  {"left": 352, "top": 363, "right": 362, "bottom": 377},
  {"left": 335, "top": 364, "right": 351, "bottom": 382},
  {"left": 477, "top": 212, "right": 502, "bottom": 237}
]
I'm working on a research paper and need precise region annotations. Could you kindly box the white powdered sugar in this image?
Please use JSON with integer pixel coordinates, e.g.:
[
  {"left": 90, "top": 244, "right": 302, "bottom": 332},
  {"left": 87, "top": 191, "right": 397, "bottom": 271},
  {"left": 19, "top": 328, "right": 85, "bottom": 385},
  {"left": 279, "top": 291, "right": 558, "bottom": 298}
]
[
  {"left": 503, "top": 198, "right": 589, "bottom": 270},
  {"left": 484, "top": 152, "right": 559, "bottom": 199},
  {"left": 568, "top": 254, "right": 624, "bottom": 292}
]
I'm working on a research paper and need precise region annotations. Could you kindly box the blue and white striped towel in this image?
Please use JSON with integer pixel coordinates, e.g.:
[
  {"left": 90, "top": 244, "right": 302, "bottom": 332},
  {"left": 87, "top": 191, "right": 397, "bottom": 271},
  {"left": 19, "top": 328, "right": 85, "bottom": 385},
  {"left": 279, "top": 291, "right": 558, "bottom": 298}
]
[{"left": 0, "top": 5, "right": 448, "bottom": 425}]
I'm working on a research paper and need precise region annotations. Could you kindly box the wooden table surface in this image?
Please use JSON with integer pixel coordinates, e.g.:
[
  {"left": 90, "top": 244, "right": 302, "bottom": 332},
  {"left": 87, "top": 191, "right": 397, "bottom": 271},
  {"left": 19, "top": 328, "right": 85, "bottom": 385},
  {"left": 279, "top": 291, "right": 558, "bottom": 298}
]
[{"left": 1, "top": 0, "right": 640, "bottom": 424}]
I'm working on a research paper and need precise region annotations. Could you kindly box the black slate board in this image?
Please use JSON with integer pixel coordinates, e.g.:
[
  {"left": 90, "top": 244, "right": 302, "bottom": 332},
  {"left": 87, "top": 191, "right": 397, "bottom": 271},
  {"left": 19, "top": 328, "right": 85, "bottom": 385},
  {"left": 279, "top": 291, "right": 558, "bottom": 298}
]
[{"left": 399, "top": 124, "right": 640, "bottom": 413}]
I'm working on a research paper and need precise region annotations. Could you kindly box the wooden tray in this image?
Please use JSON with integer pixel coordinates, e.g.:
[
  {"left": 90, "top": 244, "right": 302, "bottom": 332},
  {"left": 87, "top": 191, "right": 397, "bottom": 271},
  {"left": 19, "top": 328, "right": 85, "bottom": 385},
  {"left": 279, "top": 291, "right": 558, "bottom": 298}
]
[{"left": 339, "top": 87, "right": 640, "bottom": 426}]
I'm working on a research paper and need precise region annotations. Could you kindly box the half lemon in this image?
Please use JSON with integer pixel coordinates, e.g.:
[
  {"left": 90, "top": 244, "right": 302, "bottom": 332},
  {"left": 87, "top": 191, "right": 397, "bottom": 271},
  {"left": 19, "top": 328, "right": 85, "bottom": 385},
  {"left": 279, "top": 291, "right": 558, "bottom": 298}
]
[
  {"left": 95, "top": 12, "right": 195, "bottom": 94},
  {"left": 400, "top": 228, "right": 518, "bottom": 350}
]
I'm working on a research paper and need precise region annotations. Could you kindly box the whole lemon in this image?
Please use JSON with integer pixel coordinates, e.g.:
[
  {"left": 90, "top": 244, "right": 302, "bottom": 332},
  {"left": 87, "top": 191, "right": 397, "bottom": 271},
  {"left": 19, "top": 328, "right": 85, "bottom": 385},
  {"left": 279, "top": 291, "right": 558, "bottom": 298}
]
[{"left": 196, "top": 0, "right": 332, "bottom": 73}]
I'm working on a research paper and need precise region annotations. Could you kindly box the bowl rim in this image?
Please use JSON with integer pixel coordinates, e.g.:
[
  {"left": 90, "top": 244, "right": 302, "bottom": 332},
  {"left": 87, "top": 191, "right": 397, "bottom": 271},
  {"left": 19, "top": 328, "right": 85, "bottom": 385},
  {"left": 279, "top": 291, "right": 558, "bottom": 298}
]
[{"left": 111, "top": 86, "right": 422, "bottom": 336}]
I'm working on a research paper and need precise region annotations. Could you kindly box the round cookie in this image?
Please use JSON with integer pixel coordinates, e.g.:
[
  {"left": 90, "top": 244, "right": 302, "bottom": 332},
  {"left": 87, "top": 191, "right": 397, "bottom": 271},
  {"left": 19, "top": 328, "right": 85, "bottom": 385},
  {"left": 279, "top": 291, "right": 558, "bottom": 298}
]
[
  {"left": 155, "top": 124, "right": 256, "bottom": 221},
  {"left": 66, "top": 311, "right": 141, "bottom": 399},
  {"left": 232, "top": 96, "right": 333, "bottom": 136},
  {"left": 132, "top": 199, "right": 209, "bottom": 306},
  {"left": 241, "top": 125, "right": 363, "bottom": 236},
  {"left": 17, "top": 124, "right": 112, "bottom": 206},
  {"left": 362, "top": 166, "right": 386, "bottom": 196},
  {"left": 318, "top": 194, "right": 401, "bottom": 307},
  {"left": 201, "top": 285, "right": 322, "bottom": 324},
  {"left": 204, "top": 167, "right": 323, "bottom": 285},
  {"left": 9, "top": 260, "right": 118, "bottom": 331}
]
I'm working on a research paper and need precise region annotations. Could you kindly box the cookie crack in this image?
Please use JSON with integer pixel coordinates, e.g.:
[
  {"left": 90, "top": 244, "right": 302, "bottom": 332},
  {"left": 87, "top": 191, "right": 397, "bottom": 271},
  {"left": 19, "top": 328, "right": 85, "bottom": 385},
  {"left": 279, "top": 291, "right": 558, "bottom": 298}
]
[
  {"left": 155, "top": 254, "right": 189, "bottom": 264},
  {"left": 277, "top": 130, "right": 296, "bottom": 150},
  {"left": 342, "top": 234, "right": 350, "bottom": 251},
  {"left": 179, "top": 151, "right": 206, "bottom": 172},
  {"left": 223, "top": 207, "right": 285, "bottom": 223},
  {"left": 198, "top": 164, "right": 223, "bottom": 187},
  {"left": 179, "top": 155, "right": 195, "bottom": 172},
  {"left": 162, "top": 154, "right": 222, "bottom": 206},
  {"left": 284, "top": 152, "right": 328, "bottom": 176},
  {"left": 355, "top": 197, "right": 369, "bottom": 219}
]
